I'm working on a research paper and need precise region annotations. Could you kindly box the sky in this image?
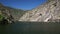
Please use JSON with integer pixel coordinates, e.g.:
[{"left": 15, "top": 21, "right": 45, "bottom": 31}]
[{"left": 0, "top": 0, "right": 47, "bottom": 10}]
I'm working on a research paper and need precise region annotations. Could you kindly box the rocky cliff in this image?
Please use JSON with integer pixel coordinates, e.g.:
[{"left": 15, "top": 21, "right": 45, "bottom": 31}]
[
  {"left": 0, "top": 3, "right": 27, "bottom": 24},
  {"left": 19, "top": 0, "right": 60, "bottom": 22}
]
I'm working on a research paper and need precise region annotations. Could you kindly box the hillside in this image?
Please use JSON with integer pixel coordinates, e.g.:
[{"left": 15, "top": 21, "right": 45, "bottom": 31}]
[
  {"left": 0, "top": 3, "right": 27, "bottom": 20},
  {"left": 0, "top": 3, "right": 27, "bottom": 24},
  {"left": 19, "top": 0, "right": 60, "bottom": 22}
]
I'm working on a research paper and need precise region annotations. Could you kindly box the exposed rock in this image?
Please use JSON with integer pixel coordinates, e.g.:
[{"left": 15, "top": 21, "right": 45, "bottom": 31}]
[
  {"left": 0, "top": 3, "right": 27, "bottom": 24},
  {"left": 0, "top": 3, "right": 27, "bottom": 21},
  {"left": 19, "top": 0, "right": 60, "bottom": 22},
  {"left": 0, "top": 3, "right": 14, "bottom": 24},
  {"left": 0, "top": 10, "right": 14, "bottom": 24}
]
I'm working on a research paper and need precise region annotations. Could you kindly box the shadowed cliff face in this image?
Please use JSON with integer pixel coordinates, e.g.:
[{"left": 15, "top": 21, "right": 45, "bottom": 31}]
[
  {"left": 0, "top": 5, "right": 14, "bottom": 23},
  {"left": 0, "top": 3, "right": 27, "bottom": 20},
  {"left": 0, "top": 3, "right": 27, "bottom": 24},
  {"left": 19, "top": 0, "right": 60, "bottom": 22}
]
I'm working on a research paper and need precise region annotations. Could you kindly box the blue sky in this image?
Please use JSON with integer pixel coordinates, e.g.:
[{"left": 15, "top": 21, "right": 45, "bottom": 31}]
[{"left": 0, "top": 0, "right": 47, "bottom": 10}]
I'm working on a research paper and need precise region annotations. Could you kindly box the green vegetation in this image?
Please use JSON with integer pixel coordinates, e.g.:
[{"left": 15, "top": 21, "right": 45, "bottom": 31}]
[{"left": 0, "top": 14, "right": 4, "bottom": 21}]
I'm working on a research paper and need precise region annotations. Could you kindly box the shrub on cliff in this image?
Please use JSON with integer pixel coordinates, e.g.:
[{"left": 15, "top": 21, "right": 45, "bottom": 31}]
[{"left": 0, "top": 14, "right": 4, "bottom": 21}]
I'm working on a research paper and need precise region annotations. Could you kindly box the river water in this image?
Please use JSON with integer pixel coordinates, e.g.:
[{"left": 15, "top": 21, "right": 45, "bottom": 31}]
[{"left": 0, "top": 22, "right": 60, "bottom": 34}]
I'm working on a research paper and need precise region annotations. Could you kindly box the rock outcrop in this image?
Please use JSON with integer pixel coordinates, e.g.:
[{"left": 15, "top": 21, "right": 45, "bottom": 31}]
[
  {"left": 0, "top": 3, "right": 27, "bottom": 24},
  {"left": 19, "top": 0, "right": 60, "bottom": 22},
  {"left": 0, "top": 6, "right": 14, "bottom": 24}
]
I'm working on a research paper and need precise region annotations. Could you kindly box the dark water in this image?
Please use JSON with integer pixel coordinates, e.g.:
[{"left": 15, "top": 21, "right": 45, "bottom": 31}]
[{"left": 0, "top": 22, "right": 60, "bottom": 34}]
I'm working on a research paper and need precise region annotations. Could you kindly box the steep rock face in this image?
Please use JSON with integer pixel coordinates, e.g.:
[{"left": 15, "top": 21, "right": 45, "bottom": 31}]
[
  {"left": 19, "top": 0, "right": 60, "bottom": 22},
  {"left": 0, "top": 6, "right": 14, "bottom": 23},
  {"left": 0, "top": 3, "right": 27, "bottom": 21},
  {"left": 0, "top": 3, "right": 27, "bottom": 24}
]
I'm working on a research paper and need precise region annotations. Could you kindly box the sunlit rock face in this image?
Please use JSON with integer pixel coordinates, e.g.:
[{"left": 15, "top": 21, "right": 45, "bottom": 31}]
[{"left": 19, "top": 0, "right": 60, "bottom": 22}]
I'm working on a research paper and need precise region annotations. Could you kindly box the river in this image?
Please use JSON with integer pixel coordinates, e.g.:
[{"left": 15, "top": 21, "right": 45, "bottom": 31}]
[{"left": 0, "top": 21, "right": 60, "bottom": 34}]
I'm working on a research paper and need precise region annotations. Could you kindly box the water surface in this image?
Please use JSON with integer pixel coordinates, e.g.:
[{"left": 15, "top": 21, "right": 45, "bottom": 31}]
[{"left": 0, "top": 22, "right": 60, "bottom": 34}]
